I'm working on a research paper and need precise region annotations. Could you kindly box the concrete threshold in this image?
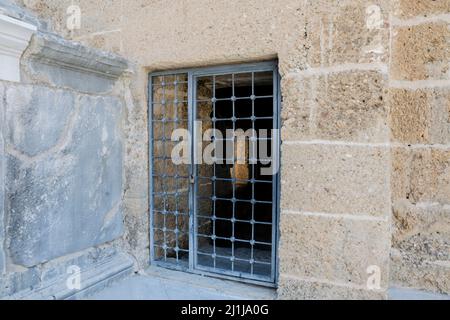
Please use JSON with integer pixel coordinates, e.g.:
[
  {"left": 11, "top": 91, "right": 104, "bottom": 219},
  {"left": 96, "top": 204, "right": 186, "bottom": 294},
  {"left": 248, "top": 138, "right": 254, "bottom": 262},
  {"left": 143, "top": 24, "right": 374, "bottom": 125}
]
[
  {"left": 87, "top": 266, "right": 276, "bottom": 300},
  {"left": 389, "top": 287, "right": 450, "bottom": 301}
]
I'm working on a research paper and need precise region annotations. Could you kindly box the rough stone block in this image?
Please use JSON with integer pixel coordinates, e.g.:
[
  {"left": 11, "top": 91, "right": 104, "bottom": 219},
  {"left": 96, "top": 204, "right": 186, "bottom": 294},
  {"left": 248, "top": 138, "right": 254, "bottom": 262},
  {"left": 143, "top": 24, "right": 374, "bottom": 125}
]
[
  {"left": 393, "top": 0, "right": 450, "bottom": 19},
  {"left": 5, "top": 85, "right": 75, "bottom": 157},
  {"left": 391, "top": 249, "right": 450, "bottom": 295},
  {"left": 278, "top": 275, "right": 387, "bottom": 300},
  {"left": 317, "top": 71, "right": 387, "bottom": 142},
  {"left": 389, "top": 88, "right": 450, "bottom": 144},
  {"left": 279, "top": 213, "right": 390, "bottom": 288},
  {"left": 5, "top": 85, "right": 124, "bottom": 267},
  {"left": 392, "top": 147, "right": 450, "bottom": 205},
  {"left": 391, "top": 22, "right": 450, "bottom": 81},
  {"left": 282, "top": 71, "right": 388, "bottom": 143},
  {"left": 392, "top": 201, "right": 450, "bottom": 263},
  {"left": 280, "top": 74, "right": 312, "bottom": 141},
  {"left": 281, "top": 0, "right": 390, "bottom": 72},
  {"left": 281, "top": 144, "right": 390, "bottom": 217}
]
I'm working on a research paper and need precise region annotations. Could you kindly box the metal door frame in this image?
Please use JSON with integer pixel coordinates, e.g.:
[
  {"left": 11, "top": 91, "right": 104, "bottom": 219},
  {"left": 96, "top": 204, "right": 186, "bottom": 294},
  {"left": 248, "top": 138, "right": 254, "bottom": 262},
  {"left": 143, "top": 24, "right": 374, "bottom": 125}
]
[{"left": 148, "top": 61, "right": 281, "bottom": 287}]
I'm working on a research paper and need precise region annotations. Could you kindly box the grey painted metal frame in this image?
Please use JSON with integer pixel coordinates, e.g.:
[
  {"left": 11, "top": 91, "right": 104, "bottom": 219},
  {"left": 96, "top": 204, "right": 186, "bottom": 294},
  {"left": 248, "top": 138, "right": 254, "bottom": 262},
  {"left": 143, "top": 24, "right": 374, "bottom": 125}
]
[{"left": 148, "top": 61, "right": 281, "bottom": 287}]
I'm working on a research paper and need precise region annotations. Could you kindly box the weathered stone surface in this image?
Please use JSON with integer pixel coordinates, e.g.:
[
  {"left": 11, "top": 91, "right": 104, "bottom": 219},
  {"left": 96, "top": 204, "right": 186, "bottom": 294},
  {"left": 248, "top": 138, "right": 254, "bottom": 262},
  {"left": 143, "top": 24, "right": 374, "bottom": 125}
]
[
  {"left": 279, "top": 213, "right": 390, "bottom": 288},
  {"left": 391, "top": 200, "right": 450, "bottom": 295},
  {"left": 0, "top": 266, "right": 40, "bottom": 298},
  {"left": 4, "top": 84, "right": 124, "bottom": 267},
  {"left": 282, "top": 71, "right": 389, "bottom": 143},
  {"left": 389, "top": 88, "right": 450, "bottom": 144},
  {"left": 278, "top": 275, "right": 387, "bottom": 300},
  {"left": 280, "top": 74, "right": 312, "bottom": 142},
  {"left": 320, "top": 71, "right": 387, "bottom": 142},
  {"left": 393, "top": 0, "right": 450, "bottom": 19},
  {"left": 0, "top": 82, "right": 5, "bottom": 274},
  {"left": 0, "top": 246, "right": 133, "bottom": 299},
  {"left": 314, "top": 71, "right": 388, "bottom": 143},
  {"left": 281, "top": 144, "right": 390, "bottom": 217},
  {"left": 19, "top": 0, "right": 122, "bottom": 39},
  {"left": 393, "top": 201, "right": 450, "bottom": 262},
  {"left": 0, "top": 0, "right": 47, "bottom": 30},
  {"left": 76, "top": 30, "right": 122, "bottom": 55},
  {"left": 5, "top": 85, "right": 74, "bottom": 157},
  {"left": 391, "top": 22, "right": 450, "bottom": 81},
  {"left": 22, "top": 32, "right": 128, "bottom": 94},
  {"left": 391, "top": 249, "right": 450, "bottom": 295},
  {"left": 392, "top": 147, "right": 450, "bottom": 205},
  {"left": 281, "top": 0, "right": 390, "bottom": 72}
]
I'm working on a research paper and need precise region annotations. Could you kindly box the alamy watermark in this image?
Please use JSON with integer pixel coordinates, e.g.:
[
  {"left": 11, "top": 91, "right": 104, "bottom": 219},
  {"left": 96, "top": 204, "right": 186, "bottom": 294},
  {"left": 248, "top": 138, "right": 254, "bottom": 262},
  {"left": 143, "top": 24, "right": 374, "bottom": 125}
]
[
  {"left": 66, "top": 5, "right": 81, "bottom": 31},
  {"left": 367, "top": 265, "right": 382, "bottom": 291},
  {"left": 168, "top": 122, "right": 280, "bottom": 176},
  {"left": 66, "top": 265, "right": 82, "bottom": 291}
]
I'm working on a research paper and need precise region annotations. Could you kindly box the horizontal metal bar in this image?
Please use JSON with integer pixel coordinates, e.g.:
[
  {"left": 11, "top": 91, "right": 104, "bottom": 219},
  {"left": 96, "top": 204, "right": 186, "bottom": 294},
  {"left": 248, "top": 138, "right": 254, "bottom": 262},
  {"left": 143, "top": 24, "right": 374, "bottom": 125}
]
[
  {"left": 196, "top": 215, "right": 272, "bottom": 225},
  {"left": 153, "top": 210, "right": 190, "bottom": 216},
  {"left": 196, "top": 234, "right": 272, "bottom": 246},
  {"left": 204, "top": 117, "right": 274, "bottom": 121},
  {"left": 196, "top": 95, "right": 274, "bottom": 103},
  {"left": 196, "top": 252, "right": 272, "bottom": 266},
  {"left": 194, "top": 265, "right": 273, "bottom": 284},
  {"left": 196, "top": 196, "right": 273, "bottom": 205},
  {"left": 150, "top": 61, "right": 277, "bottom": 78},
  {"left": 152, "top": 119, "right": 189, "bottom": 122},
  {"left": 197, "top": 177, "right": 272, "bottom": 184},
  {"left": 154, "top": 246, "right": 190, "bottom": 253},
  {"left": 151, "top": 81, "right": 189, "bottom": 87}
]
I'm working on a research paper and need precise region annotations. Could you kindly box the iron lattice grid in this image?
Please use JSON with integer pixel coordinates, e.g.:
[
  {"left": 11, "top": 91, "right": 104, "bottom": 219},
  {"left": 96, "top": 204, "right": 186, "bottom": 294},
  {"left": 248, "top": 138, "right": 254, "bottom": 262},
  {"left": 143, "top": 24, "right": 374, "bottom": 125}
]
[{"left": 149, "top": 61, "right": 280, "bottom": 286}]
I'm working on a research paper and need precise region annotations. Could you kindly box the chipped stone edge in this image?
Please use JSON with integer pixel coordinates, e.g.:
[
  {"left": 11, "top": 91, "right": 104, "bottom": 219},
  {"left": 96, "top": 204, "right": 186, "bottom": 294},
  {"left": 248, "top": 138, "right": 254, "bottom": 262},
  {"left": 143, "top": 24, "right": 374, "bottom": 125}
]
[{"left": 7, "top": 253, "right": 134, "bottom": 300}]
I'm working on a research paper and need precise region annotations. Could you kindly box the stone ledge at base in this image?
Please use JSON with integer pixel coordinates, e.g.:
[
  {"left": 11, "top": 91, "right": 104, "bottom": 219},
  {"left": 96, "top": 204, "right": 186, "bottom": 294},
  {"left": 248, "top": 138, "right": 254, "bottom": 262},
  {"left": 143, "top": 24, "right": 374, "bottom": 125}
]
[{"left": 6, "top": 252, "right": 134, "bottom": 300}]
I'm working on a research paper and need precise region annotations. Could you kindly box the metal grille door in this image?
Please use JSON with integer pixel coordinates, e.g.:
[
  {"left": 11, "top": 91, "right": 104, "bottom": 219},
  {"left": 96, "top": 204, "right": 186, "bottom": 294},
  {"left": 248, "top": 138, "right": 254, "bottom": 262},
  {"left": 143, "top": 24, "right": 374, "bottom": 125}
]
[{"left": 150, "top": 62, "right": 280, "bottom": 285}]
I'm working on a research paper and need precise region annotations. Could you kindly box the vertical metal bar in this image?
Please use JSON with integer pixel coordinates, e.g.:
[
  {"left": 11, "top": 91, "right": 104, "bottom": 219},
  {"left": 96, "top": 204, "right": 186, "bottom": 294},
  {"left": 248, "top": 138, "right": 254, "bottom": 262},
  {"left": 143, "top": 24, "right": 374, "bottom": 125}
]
[
  {"left": 271, "top": 64, "right": 280, "bottom": 284},
  {"left": 149, "top": 74, "right": 155, "bottom": 264},
  {"left": 212, "top": 75, "right": 217, "bottom": 270},
  {"left": 162, "top": 78, "right": 168, "bottom": 262},
  {"left": 174, "top": 81, "right": 180, "bottom": 262},
  {"left": 275, "top": 64, "right": 281, "bottom": 286},
  {"left": 188, "top": 71, "right": 196, "bottom": 271},
  {"left": 231, "top": 73, "right": 236, "bottom": 272},
  {"left": 250, "top": 72, "right": 256, "bottom": 275}
]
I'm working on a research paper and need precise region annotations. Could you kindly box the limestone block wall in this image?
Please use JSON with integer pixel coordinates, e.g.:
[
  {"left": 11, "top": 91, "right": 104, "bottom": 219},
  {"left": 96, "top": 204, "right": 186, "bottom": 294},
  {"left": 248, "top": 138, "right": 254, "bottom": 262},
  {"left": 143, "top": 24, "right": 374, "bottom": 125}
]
[
  {"left": 12, "top": 0, "right": 450, "bottom": 299},
  {"left": 0, "top": 1, "right": 134, "bottom": 299},
  {"left": 389, "top": 0, "right": 450, "bottom": 295}
]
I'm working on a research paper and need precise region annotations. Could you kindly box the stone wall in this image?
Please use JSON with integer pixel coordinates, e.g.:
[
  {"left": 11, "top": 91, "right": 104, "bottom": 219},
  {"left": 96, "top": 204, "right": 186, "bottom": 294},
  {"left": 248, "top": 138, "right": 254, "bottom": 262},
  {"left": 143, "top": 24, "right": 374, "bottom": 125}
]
[
  {"left": 0, "top": 1, "right": 134, "bottom": 299},
  {"left": 8, "top": 0, "right": 450, "bottom": 298},
  {"left": 0, "top": 80, "right": 5, "bottom": 275},
  {"left": 389, "top": 1, "right": 450, "bottom": 295}
]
